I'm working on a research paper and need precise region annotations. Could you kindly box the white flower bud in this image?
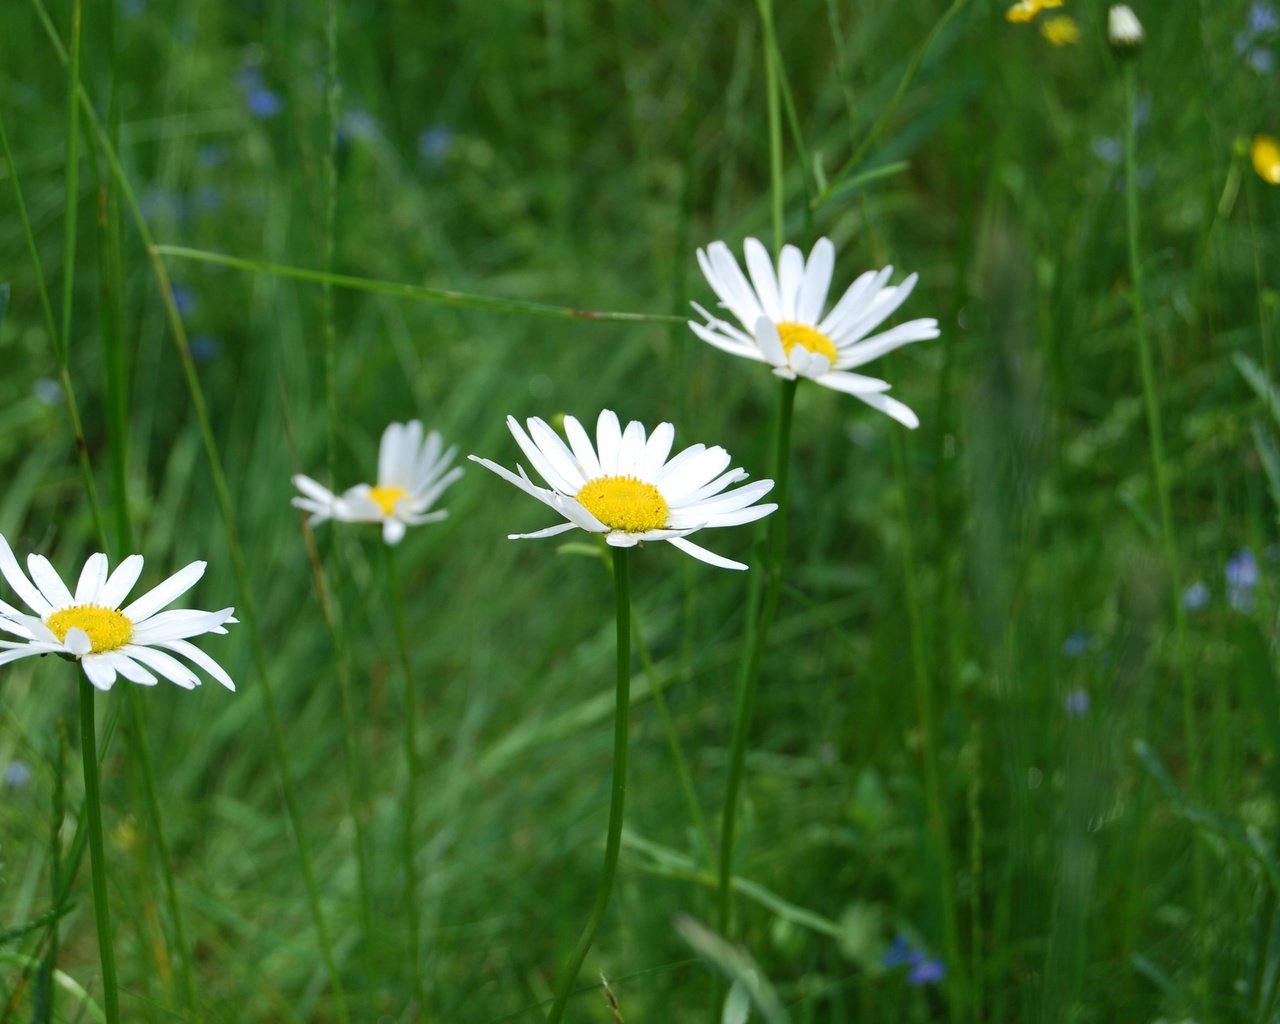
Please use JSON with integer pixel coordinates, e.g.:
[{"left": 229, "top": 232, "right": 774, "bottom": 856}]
[{"left": 1108, "top": 5, "right": 1145, "bottom": 54}]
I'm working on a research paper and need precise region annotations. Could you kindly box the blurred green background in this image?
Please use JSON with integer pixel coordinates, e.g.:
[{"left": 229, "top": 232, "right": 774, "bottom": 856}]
[{"left": 2, "top": 0, "right": 1279, "bottom": 1020}]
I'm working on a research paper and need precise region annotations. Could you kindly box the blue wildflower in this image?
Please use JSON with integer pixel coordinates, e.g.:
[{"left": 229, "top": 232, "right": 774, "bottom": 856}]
[
  {"left": 1063, "top": 688, "right": 1090, "bottom": 717},
  {"left": 882, "top": 935, "right": 915, "bottom": 968},
  {"left": 907, "top": 958, "right": 946, "bottom": 986},
  {"left": 169, "top": 283, "right": 196, "bottom": 317},
  {"left": 1182, "top": 580, "right": 1210, "bottom": 612},
  {"left": 1227, "top": 549, "right": 1259, "bottom": 611},
  {"left": 190, "top": 335, "right": 221, "bottom": 362},
  {"left": 33, "top": 378, "right": 62, "bottom": 406},
  {"left": 1062, "top": 630, "right": 1092, "bottom": 657},
  {"left": 238, "top": 66, "right": 283, "bottom": 119},
  {"left": 4, "top": 761, "right": 31, "bottom": 788},
  {"left": 1090, "top": 137, "right": 1123, "bottom": 164},
  {"left": 883, "top": 934, "right": 945, "bottom": 985},
  {"left": 341, "top": 109, "right": 380, "bottom": 142},
  {"left": 417, "top": 125, "right": 454, "bottom": 167}
]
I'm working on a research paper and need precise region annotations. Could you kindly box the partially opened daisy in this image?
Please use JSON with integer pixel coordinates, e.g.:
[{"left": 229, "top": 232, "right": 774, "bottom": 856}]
[
  {"left": 0, "top": 533, "right": 237, "bottom": 691},
  {"left": 469, "top": 410, "right": 776, "bottom": 570},
  {"left": 292, "top": 419, "right": 463, "bottom": 545},
  {"left": 690, "top": 237, "right": 939, "bottom": 427}
]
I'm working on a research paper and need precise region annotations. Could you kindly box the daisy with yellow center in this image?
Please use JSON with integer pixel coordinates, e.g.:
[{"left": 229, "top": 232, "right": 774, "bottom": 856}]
[
  {"left": 468, "top": 410, "right": 777, "bottom": 570},
  {"left": 0, "top": 533, "right": 237, "bottom": 691},
  {"left": 690, "top": 237, "right": 939, "bottom": 428},
  {"left": 292, "top": 419, "right": 463, "bottom": 545}
]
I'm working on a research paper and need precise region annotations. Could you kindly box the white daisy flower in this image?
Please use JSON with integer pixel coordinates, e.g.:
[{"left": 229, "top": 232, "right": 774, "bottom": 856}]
[
  {"left": 0, "top": 533, "right": 237, "bottom": 692},
  {"left": 690, "top": 236, "right": 940, "bottom": 428},
  {"left": 292, "top": 420, "right": 463, "bottom": 546},
  {"left": 469, "top": 410, "right": 777, "bottom": 571}
]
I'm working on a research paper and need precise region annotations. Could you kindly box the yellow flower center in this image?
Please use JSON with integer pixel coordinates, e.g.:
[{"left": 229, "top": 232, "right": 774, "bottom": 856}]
[
  {"left": 577, "top": 476, "right": 669, "bottom": 533},
  {"left": 776, "top": 322, "right": 838, "bottom": 363},
  {"left": 1253, "top": 135, "right": 1280, "bottom": 185},
  {"left": 46, "top": 605, "right": 133, "bottom": 654},
  {"left": 368, "top": 485, "right": 407, "bottom": 516}
]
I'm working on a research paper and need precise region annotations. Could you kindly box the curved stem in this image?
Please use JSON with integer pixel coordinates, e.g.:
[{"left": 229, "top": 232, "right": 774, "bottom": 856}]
[
  {"left": 717, "top": 378, "right": 796, "bottom": 937},
  {"left": 79, "top": 678, "right": 119, "bottom": 1024},
  {"left": 546, "top": 547, "right": 632, "bottom": 1023}
]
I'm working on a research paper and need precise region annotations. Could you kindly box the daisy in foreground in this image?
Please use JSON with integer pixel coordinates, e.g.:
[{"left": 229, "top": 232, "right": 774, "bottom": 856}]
[
  {"left": 690, "top": 237, "right": 939, "bottom": 427},
  {"left": 0, "top": 533, "right": 237, "bottom": 691},
  {"left": 468, "top": 410, "right": 777, "bottom": 570},
  {"left": 292, "top": 419, "right": 463, "bottom": 545}
]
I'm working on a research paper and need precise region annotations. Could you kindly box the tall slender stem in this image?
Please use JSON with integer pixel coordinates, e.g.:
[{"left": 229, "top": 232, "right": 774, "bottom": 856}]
[
  {"left": 546, "top": 548, "right": 632, "bottom": 1024},
  {"left": 755, "top": 0, "right": 784, "bottom": 255},
  {"left": 386, "top": 548, "right": 427, "bottom": 1017},
  {"left": 79, "top": 679, "right": 119, "bottom": 1024},
  {"left": 1122, "top": 60, "right": 1204, "bottom": 1000},
  {"left": 717, "top": 378, "right": 796, "bottom": 937}
]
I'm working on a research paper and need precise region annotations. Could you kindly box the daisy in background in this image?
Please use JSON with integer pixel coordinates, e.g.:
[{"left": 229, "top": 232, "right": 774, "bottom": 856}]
[
  {"left": 0, "top": 533, "right": 236, "bottom": 691},
  {"left": 690, "top": 237, "right": 939, "bottom": 427},
  {"left": 292, "top": 419, "right": 463, "bottom": 545},
  {"left": 469, "top": 410, "right": 776, "bottom": 570}
]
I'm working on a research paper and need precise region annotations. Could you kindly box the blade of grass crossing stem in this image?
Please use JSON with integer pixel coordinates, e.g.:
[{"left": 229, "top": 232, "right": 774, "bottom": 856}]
[{"left": 29, "top": 2, "right": 351, "bottom": 1016}]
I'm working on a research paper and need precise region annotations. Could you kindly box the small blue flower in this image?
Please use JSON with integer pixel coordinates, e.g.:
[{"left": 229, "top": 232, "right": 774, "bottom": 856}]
[
  {"left": 1227, "top": 549, "right": 1259, "bottom": 611},
  {"left": 33, "top": 378, "right": 62, "bottom": 406},
  {"left": 1062, "top": 630, "right": 1092, "bottom": 658},
  {"left": 907, "top": 957, "right": 946, "bottom": 986},
  {"left": 882, "top": 935, "right": 915, "bottom": 968},
  {"left": 169, "top": 282, "right": 196, "bottom": 317},
  {"left": 4, "top": 761, "right": 31, "bottom": 788},
  {"left": 417, "top": 125, "right": 454, "bottom": 167},
  {"left": 190, "top": 335, "right": 221, "bottom": 362},
  {"left": 1090, "top": 137, "right": 1123, "bottom": 164},
  {"left": 1250, "top": 1, "right": 1279, "bottom": 36},
  {"left": 1063, "top": 688, "right": 1090, "bottom": 717},
  {"left": 1248, "top": 47, "right": 1275, "bottom": 73},
  {"left": 1182, "top": 580, "right": 1210, "bottom": 612},
  {"left": 246, "top": 86, "right": 283, "bottom": 119},
  {"left": 196, "top": 144, "right": 227, "bottom": 169},
  {"left": 340, "top": 109, "right": 380, "bottom": 142}
]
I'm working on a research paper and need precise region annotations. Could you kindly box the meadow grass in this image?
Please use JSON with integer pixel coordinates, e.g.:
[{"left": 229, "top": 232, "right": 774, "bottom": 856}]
[{"left": 1, "top": 0, "right": 1279, "bottom": 1021}]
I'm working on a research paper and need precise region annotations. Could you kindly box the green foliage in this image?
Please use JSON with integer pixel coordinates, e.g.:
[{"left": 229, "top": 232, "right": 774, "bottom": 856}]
[{"left": 0, "top": 0, "right": 1278, "bottom": 1021}]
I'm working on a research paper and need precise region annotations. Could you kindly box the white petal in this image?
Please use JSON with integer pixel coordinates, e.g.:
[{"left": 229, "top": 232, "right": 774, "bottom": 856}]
[
  {"left": 834, "top": 274, "right": 919, "bottom": 345},
  {"left": 813, "top": 370, "right": 894, "bottom": 395},
  {"left": 161, "top": 639, "right": 235, "bottom": 691},
  {"left": 754, "top": 317, "right": 787, "bottom": 368},
  {"left": 98, "top": 554, "right": 144, "bottom": 609},
  {"left": 292, "top": 474, "right": 339, "bottom": 504},
  {"left": 848, "top": 390, "right": 920, "bottom": 429},
  {"left": 836, "top": 319, "right": 940, "bottom": 370},
  {"left": 702, "top": 242, "right": 765, "bottom": 329},
  {"left": 0, "top": 535, "right": 52, "bottom": 615},
  {"left": 468, "top": 455, "right": 561, "bottom": 510},
  {"left": 528, "top": 418, "right": 589, "bottom": 490},
  {"left": 777, "top": 244, "right": 805, "bottom": 321},
  {"left": 662, "top": 447, "right": 733, "bottom": 502},
  {"left": 64, "top": 627, "right": 93, "bottom": 657},
  {"left": 131, "top": 608, "right": 236, "bottom": 644},
  {"left": 743, "top": 238, "right": 782, "bottom": 321},
  {"left": 796, "top": 238, "right": 835, "bottom": 324},
  {"left": 26, "top": 554, "right": 74, "bottom": 608},
  {"left": 595, "top": 410, "right": 623, "bottom": 476},
  {"left": 383, "top": 519, "right": 407, "bottom": 545},
  {"left": 562, "top": 415, "right": 602, "bottom": 478},
  {"left": 818, "top": 266, "right": 891, "bottom": 339},
  {"left": 508, "top": 522, "right": 580, "bottom": 540},
  {"left": 81, "top": 654, "right": 118, "bottom": 690},
  {"left": 106, "top": 652, "right": 158, "bottom": 686},
  {"left": 617, "top": 420, "right": 648, "bottom": 476},
  {"left": 74, "top": 553, "right": 109, "bottom": 604},
  {"left": 0, "top": 646, "right": 49, "bottom": 668},
  {"left": 121, "top": 561, "right": 206, "bottom": 622},
  {"left": 666, "top": 536, "right": 748, "bottom": 571},
  {"left": 604, "top": 532, "right": 642, "bottom": 548},
  {"left": 124, "top": 644, "right": 200, "bottom": 689},
  {"left": 509, "top": 417, "right": 579, "bottom": 494},
  {"left": 688, "top": 318, "right": 767, "bottom": 362},
  {"left": 640, "top": 423, "right": 676, "bottom": 479},
  {"left": 378, "top": 421, "right": 406, "bottom": 487}
]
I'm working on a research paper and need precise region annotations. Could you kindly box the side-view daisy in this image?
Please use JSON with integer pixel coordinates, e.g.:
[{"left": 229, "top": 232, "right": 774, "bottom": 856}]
[
  {"left": 292, "top": 419, "right": 463, "bottom": 545},
  {"left": 469, "top": 410, "right": 777, "bottom": 570},
  {"left": 690, "top": 236, "right": 939, "bottom": 428},
  {"left": 0, "top": 533, "right": 237, "bottom": 691}
]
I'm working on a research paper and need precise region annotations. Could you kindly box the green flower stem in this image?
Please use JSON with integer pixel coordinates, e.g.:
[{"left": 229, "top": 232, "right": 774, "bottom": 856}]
[
  {"left": 717, "top": 377, "right": 796, "bottom": 938},
  {"left": 1122, "top": 61, "right": 1204, "bottom": 993},
  {"left": 546, "top": 547, "right": 633, "bottom": 1024},
  {"left": 386, "top": 547, "right": 428, "bottom": 1017},
  {"left": 78, "top": 678, "right": 119, "bottom": 1024},
  {"left": 755, "top": 0, "right": 784, "bottom": 255}
]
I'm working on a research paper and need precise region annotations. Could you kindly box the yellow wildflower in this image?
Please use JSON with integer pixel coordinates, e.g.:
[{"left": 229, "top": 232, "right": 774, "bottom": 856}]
[
  {"left": 1006, "top": 0, "right": 1063, "bottom": 22},
  {"left": 1041, "top": 14, "right": 1081, "bottom": 45},
  {"left": 1253, "top": 134, "right": 1280, "bottom": 185}
]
